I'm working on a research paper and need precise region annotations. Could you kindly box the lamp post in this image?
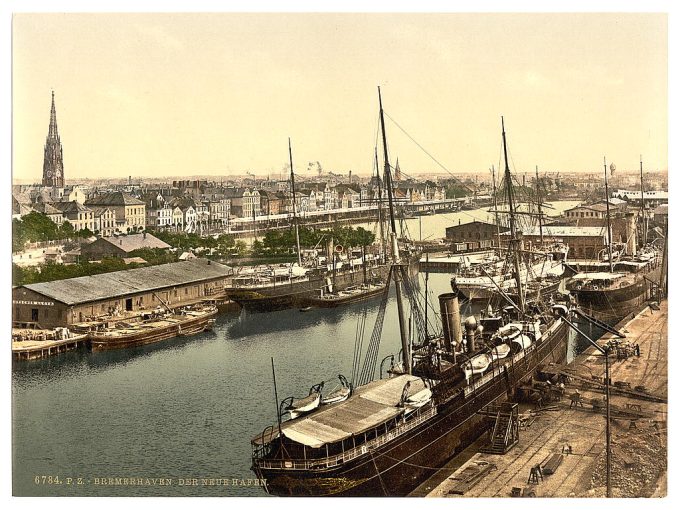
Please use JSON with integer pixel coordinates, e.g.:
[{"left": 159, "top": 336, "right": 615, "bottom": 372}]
[{"left": 562, "top": 314, "right": 613, "bottom": 497}]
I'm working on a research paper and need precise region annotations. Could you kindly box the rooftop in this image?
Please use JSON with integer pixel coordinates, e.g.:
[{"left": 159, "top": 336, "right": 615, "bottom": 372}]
[
  {"left": 86, "top": 191, "right": 144, "bottom": 207},
  {"left": 21, "top": 258, "right": 232, "bottom": 305},
  {"left": 502, "top": 225, "right": 607, "bottom": 238},
  {"left": 92, "top": 233, "right": 171, "bottom": 253}
]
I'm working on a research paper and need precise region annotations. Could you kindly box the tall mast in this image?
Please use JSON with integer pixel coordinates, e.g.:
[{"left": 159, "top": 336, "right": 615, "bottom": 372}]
[
  {"left": 288, "top": 138, "right": 302, "bottom": 266},
  {"left": 535, "top": 165, "right": 544, "bottom": 245},
  {"left": 501, "top": 117, "right": 525, "bottom": 315},
  {"left": 375, "top": 146, "right": 387, "bottom": 261},
  {"left": 640, "top": 155, "right": 647, "bottom": 246},
  {"left": 378, "top": 86, "right": 410, "bottom": 374},
  {"left": 491, "top": 164, "right": 501, "bottom": 249},
  {"left": 603, "top": 157, "right": 614, "bottom": 272}
]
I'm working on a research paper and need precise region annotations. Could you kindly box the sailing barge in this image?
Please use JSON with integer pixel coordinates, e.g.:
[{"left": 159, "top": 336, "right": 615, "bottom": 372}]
[
  {"left": 88, "top": 304, "right": 217, "bottom": 351},
  {"left": 250, "top": 96, "right": 572, "bottom": 497}
]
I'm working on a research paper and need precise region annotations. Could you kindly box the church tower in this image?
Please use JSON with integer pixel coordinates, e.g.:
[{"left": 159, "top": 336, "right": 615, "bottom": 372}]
[{"left": 42, "top": 91, "right": 65, "bottom": 187}]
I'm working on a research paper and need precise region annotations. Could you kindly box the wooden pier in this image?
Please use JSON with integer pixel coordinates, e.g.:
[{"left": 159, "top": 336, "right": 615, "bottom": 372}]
[
  {"left": 419, "top": 300, "right": 667, "bottom": 498},
  {"left": 12, "top": 333, "right": 89, "bottom": 361}
]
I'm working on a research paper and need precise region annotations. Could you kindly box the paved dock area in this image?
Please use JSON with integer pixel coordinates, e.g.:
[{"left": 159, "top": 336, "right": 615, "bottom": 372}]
[{"left": 426, "top": 301, "right": 667, "bottom": 498}]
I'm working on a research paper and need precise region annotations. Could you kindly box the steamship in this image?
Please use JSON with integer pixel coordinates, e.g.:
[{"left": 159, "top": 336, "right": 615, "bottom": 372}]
[
  {"left": 249, "top": 97, "right": 572, "bottom": 496},
  {"left": 567, "top": 159, "right": 662, "bottom": 325}
]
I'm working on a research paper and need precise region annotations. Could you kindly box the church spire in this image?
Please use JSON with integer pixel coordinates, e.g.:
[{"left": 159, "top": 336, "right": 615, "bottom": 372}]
[
  {"left": 42, "top": 90, "right": 64, "bottom": 187},
  {"left": 48, "top": 90, "right": 59, "bottom": 139}
]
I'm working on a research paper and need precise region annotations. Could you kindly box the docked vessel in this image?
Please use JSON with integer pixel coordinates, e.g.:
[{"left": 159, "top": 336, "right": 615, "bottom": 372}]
[
  {"left": 453, "top": 247, "right": 568, "bottom": 303},
  {"left": 567, "top": 158, "right": 662, "bottom": 325},
  {"left": 250, "top": 97, "right": 572, "bottom": 496},
  {"left": 87, "top": 304, "right": 217, "bottom": 351},
  {"left": 305, "top": 280, "right": 387, "bottom": 308}
]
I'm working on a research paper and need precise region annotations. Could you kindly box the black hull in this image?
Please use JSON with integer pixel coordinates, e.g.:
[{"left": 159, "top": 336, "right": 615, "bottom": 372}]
[
  {"left": 227, "top": 259, "right": 418, "bottom": 312},
  {"left": 226, "top": 268, "right": 387, "bottom": 312},
  {"left": 254, "top": 320, "right": 569, "bottom": 496},
  {"left": 572, "top": 267, "right": 660, "bottom": 326}
]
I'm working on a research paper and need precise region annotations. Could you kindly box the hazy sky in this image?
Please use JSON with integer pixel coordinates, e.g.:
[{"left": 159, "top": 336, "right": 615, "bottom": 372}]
[{"left": 12, "top": 13, "right": 667, "bottom": 181}]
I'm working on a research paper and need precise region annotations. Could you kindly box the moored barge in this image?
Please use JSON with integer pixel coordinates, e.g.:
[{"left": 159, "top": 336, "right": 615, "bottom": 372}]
[{"left": 88, "top": 304, "right": 217, "bottom": 351}]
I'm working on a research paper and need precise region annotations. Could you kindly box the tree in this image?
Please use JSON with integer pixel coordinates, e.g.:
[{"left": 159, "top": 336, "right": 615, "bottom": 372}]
[{"left": 59, "top": 221, "right": 75, "bottom": 239}]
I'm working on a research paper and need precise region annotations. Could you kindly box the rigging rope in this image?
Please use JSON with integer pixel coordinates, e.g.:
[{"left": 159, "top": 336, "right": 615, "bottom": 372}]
[{"left": 357, "top": 268, "right": 393, "bottom": 386}]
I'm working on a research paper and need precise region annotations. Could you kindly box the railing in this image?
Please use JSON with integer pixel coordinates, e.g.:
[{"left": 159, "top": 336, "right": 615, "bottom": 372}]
[{"left": 255, "top": 405, "right": 437, "bottom": 471}]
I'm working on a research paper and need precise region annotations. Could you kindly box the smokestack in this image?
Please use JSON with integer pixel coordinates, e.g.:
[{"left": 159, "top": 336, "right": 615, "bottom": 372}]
[
  {"left": 438, "top": 291, "right": 462, "bottom": 356},
  {"left": 464, "top": 316, "right": 478, "bottom": 353},
  {"left": 625, "top": 213, "right": 637, "bottom": 256}
]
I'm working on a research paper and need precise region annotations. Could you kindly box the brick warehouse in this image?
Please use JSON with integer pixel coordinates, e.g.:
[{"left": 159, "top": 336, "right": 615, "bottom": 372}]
[{"left": 12, "top": 258, "right": 232, "bottom": 329}]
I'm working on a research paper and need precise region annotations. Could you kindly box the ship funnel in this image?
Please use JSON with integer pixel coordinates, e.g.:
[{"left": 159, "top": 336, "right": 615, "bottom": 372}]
[
  {"left": 464, "top": 316, "right": 478, "bottom": 353},
  {"left": 438, "top": 291, "right": 462, "bottom": 354}
]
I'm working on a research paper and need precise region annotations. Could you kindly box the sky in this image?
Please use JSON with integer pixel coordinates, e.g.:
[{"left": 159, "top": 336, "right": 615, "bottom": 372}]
[{"left": 12, "top": 12, "right": 668, "bottom": 181}]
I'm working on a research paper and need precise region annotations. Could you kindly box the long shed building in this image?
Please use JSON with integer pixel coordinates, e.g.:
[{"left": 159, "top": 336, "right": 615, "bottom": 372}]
[{"left": 12, "top": 258, "right": 232, "bottom": 329}]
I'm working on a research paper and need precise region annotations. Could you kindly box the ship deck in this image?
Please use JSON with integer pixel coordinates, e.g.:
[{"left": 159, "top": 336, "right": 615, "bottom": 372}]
[
  {"left": 421, "top": 300, "right": 667, "bottom": 498},
  {"left": 262, "top": 374, "right": 427, "bottom": 449}
]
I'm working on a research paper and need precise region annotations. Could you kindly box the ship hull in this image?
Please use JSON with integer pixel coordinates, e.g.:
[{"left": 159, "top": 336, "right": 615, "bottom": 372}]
[
  {"left": 227, "top": 259, "right": 418, "bottom": 313},
  {"left": 89, "top": 309, "right": 217, "bottom": 351},
  {"left": 254, "top": 319, "right": 569, "bottom": 496},
  {"left": 571, "top": 266, "right": 661, "bottom": 326},
  {"left": 305, "top": 285, "right": 387, "bottom": 308}
]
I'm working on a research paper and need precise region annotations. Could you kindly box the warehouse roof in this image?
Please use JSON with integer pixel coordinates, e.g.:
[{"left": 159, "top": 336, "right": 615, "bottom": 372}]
[
  {"left": 21, "top": 258, "right": 232, "bottom": 305},
  {"left": 86, "top": 233, "right": 171, "bottom": 253},
  {"left": 501, "top": 225, "right": 607, "bottom": 238}
]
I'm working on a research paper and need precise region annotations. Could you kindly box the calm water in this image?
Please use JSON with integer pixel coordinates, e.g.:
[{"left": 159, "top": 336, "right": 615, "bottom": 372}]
[{"left": 12, "top": 205, "right": 585, "bottom": 497}]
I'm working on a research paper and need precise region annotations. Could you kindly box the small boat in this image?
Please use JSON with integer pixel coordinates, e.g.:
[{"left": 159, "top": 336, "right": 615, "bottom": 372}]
[
  {"left": 463, "top": 353, "right": 492, "bottom": 380},
  {"left": 490, "top": 343, "right": 511, "bottom": 360},
  {"left": 321, "top": 375, "right": 352, "bottom": 405},
  {"left": 321, "top": 387, "right": 350, "bottom": 405},
  {"left": 286, "top": 392, "right": 321, "bottom": 419},
  {"left": 299, "top": 306, "right": 313, "bottom": 312}
]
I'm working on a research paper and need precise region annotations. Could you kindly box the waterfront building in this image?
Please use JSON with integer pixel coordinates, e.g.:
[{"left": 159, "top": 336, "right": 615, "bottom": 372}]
[
  {"left": 501, "top": 225, "right": 608, "bottom": 259},
  {"left": 445, "top": 220, "right": 509, "bottom": 249},
  {"left": 85, "top": 191, "right": 146, "bottom": 233},
  {"left": 81, "top": 232, "right": 170, "bottom": 260},
  {"left": 93, "top": 208, "right": 117, "bottom": 236},
  {"left": 12, "top": 258, "right": 232, "bottom": 329},
  {"left": 52, "top": 201, "right": 95, "bottom": 232},
  {"left": 42, "top": 91, "right": 65, "bottom": 188},
  {"left": 613, "top": 189, "right": 668, "bottom": 208}
]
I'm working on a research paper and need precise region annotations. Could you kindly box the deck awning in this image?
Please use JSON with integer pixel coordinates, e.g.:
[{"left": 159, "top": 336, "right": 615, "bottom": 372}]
[{"left": 279, "top": 374, "right": 426, "bottom": 449}]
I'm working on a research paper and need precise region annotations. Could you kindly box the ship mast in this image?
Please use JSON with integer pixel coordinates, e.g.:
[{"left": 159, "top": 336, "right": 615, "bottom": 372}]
[
  {"left": 603, "top": 157, "right": 614, "bottom": 272},
  {"left": 501, "top": 117, "right": 525, "bottom": 315},
  {"left": 491, "top": 165, "right": 501, "bottom": 250},
  {"left": 375, "top": 146, "right": 387, "bottom": 261},
  {"left": 535, "top": 165, "right": 544, "bottom": 245},
  {"left": 288, "top": 138, "right": 302, "bottom": 266},
  {"left": 640, "top": 155, "right": 647, "bottom": 246},
  {"left": 378, "top": 86, "right": 411, "bottom": 374}
]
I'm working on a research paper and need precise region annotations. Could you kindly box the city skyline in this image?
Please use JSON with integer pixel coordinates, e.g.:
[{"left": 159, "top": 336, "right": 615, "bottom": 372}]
[{"left": 13, "top": 13, "right": 668, "bottom": 181}]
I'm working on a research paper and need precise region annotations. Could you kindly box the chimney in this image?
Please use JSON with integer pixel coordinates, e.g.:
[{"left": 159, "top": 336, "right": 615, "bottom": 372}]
[
  {"left": 438, "top": 291, "right": 462, "bottom": 358},
  {"left": 625, "top": 212, "right": 637, "bottom": 256},
  {"left": 464, "top": 316, "right": 478, "bottom": 353}
]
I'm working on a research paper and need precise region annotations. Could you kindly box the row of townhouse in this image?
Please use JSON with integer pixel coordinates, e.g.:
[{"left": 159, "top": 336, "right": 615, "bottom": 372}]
[
  {"left": 13, "top": 190, "right": 146, "bottom": 236},
  {"left": 142, "top": 193, "right": 231, "bottom": 233}
]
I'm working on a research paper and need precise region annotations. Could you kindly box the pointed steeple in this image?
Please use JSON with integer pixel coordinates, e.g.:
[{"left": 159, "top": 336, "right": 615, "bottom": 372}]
[
  {"left": 42, "top": 90, "right": 64, "bottom": 187},
  {"left": 394, "top": 158, "right": 401, "bottom": 181}
]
